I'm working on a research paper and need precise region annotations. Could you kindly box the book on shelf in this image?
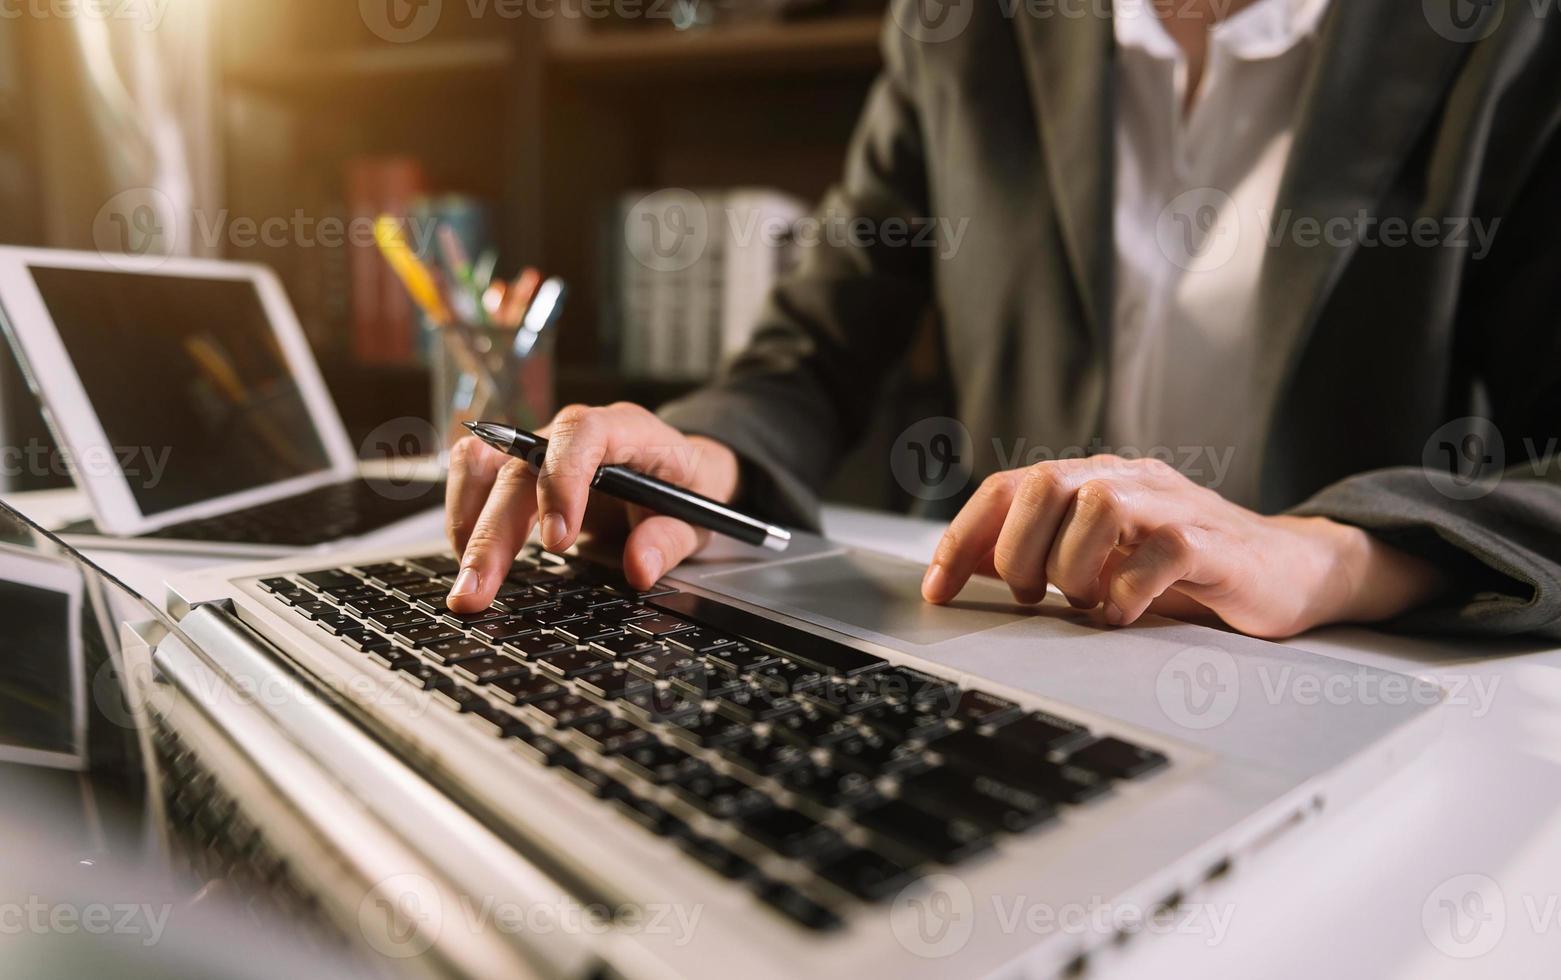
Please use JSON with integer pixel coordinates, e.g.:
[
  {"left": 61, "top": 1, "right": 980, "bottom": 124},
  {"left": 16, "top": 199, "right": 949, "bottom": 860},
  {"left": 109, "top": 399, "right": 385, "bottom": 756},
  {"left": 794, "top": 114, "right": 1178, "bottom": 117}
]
[
  {"left": 607, "top": 187, "right": 805, "bottom": 382},
  {"left": 344, "top": 155, "right": 425, "bottom": 365}
]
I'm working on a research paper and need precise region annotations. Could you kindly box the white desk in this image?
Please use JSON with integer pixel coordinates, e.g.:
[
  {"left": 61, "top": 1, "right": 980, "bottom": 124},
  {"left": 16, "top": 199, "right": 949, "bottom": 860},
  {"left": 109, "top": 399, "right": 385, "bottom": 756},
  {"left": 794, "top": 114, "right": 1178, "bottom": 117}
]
[{"left": 9, "top": 486, "right": 1558, "bottom": 978}]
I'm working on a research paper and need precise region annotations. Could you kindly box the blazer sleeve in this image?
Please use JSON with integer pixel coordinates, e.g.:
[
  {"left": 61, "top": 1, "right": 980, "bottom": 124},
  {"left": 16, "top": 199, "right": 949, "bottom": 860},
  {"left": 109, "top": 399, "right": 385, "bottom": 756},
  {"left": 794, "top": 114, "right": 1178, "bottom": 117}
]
[
  {"left": 657, "top": 13, "right": 934, "bottom": 532},
  {"left": 1289, "top": 123, "right": 1561, "bottom": 639}
]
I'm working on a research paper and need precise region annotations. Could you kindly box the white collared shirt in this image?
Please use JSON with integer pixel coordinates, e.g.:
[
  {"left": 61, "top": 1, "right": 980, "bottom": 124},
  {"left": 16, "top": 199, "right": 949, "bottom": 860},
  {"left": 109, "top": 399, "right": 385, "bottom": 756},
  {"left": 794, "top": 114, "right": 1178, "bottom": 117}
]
[{"left": 1104, "top": 0, "right": 1331, "bottom": 508}]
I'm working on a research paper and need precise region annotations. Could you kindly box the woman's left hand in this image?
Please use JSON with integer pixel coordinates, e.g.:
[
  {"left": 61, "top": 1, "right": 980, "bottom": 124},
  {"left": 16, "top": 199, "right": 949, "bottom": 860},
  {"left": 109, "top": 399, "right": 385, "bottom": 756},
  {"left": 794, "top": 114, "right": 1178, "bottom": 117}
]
[{"left": 920, "top": 456, "right": 1446, "bottom": 639}]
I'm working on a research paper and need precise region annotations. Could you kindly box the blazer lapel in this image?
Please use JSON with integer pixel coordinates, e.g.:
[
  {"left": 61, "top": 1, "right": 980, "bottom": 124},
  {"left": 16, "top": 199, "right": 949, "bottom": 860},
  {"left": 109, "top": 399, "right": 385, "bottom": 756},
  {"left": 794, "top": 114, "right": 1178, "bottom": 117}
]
[
  {"left": 1010, "top": 5, "right": 1115, "bottom": 342},
  {"left": 1255, "top": 2, "right": 1470, "bottom": 402}
]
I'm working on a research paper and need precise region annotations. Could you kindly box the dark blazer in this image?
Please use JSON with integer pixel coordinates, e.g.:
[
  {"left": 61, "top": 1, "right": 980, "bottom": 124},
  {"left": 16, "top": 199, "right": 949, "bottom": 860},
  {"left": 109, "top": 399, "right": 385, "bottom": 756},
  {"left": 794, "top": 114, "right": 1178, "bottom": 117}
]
[{"left": 660, "top": 1, "right": 1561, "bottom": 638}]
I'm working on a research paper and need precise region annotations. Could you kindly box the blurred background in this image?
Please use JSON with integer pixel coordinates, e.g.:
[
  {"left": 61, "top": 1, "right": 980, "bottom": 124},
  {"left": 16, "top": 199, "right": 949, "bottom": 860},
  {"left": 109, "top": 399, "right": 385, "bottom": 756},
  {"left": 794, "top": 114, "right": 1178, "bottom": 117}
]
[{"left": 0, "top": 0, "right": 948, "bottom": 507}]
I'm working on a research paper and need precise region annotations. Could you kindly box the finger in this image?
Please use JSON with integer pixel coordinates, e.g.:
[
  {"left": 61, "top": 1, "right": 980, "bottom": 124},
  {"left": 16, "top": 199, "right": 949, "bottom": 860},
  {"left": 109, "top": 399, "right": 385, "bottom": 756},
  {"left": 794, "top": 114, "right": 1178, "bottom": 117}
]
[
  {"left": 534, "top": 405, "right": 612, "bottom": 552},
  {"left": 991, "top": 466, "right": 1083, "bottom": 604},
  {"left": 448, "top": 458, "right": 539, "bottom": 612},
  {"left": 1045, "top": 480, "right": 1129, "bottom": 608},
  {"left": 445, "top": 435, "right": 509, "bottom": 554},
  {"left": 623, "top": 514, "right": 710, "bottom": 590},
  {"left": 1103, "top": 524, "right": 1210, "bottom": 626},
  {"left": 923, "top": 473, "right": 1019, "bottom": 604}
]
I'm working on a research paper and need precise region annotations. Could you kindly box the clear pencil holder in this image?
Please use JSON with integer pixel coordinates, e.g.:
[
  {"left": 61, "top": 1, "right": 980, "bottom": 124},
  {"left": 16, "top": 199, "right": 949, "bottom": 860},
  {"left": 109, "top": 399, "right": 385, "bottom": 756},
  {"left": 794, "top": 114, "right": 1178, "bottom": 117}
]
[{"left": 428, "top": 322, "right": 555, "bottom": 457}]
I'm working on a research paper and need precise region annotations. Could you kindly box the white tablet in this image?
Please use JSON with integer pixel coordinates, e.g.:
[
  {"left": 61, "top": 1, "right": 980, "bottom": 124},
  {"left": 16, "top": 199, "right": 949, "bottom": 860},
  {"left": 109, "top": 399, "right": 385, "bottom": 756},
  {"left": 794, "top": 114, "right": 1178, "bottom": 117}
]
[
  {"left": 0, "top": 543, "right": 87, "bottom": 770},
  {"left": 0, "top": 248, "right": 358, "bottom": 536}
]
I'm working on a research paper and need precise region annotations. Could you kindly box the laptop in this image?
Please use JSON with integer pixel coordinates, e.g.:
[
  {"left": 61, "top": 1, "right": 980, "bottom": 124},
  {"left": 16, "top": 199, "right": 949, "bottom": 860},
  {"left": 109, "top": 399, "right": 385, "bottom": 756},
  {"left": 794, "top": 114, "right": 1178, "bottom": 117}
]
[
  {"left": 0, "top": 247, "right": 443, "bottom": 556},
  {"left": 144, "top": 518, "right": 1444, "bottom": 978}
]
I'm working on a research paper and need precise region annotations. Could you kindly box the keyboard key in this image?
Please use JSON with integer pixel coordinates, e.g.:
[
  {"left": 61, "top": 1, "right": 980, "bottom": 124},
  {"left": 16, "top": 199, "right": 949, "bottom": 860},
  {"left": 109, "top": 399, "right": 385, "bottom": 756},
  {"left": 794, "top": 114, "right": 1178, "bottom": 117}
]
[
  {"left": 812, "top": 847, "right": 921, "bottom": 901},
  {"left": 554, "top": 620, "right": 625, "bottom": 645},
  {"left": 650, "top": 592, "right": 887, "bottom": 677},
  {"left": 508, "top": 728, "right": 577, "bottom": 768},
  {"left": 618, "top": 688, "right": 702, "bottom": 725},
  {"left": 472, "top": 618, "right": 541, "bottom": 643},
  {"left": 666, "top": 628, "right": 739, "bottom": 655},
  {"left": 627, "top": 614, "right": 694, "bottom": 638},
  {"left": 573, "top": 666, "right": 652, "bottom": 701},
  {"left": 1064, "top": 737, "right": 1169, "bottom": 780},
  {"left": 771, "top": 709, "right": 857, "bottom": 748},
  {"left": 535, "top": 649, "right": 613, "bottom": 679},
  {"left": 299, "top": 569, "right": 359, "bottom": 592},
  {"left": 451, "top": 654, "right": 529, "bottom": 684},
  {"left": 714, "top": 684, "right": 800, "bottom": 724},
  {"left": 752, "top": 881, "right": 841, "bottom": 931},
  {"left": 291, "top": 600, "right": 336, "bottom": 620},
  {"left": 618, "top": 742, "right": 708, "bottom": 784},
  {"left": 671, "top": 667, "right": 748, "bottom": 701},
  {"left": 529, "top": 577, "right": 592, "bottom": 597},
  {"left": 704, "top": 643, "right": 778, "bottom": 674},
  {"left": 525, "top": 692, "right": 609, "bottom": 729},
  {"left": 391, "top": 622, "right": 465, "bottom": 648},
  {"left": 366, "top": 608, "right": 433, "bottom": 631},
  {"left": 571, "top": 717, "right": 657, "bottom": 755},
  {"left": 624, "top": 648, "right": 701, "bottom": 679},
  {"left": 561, "top": 587, "right": 629, "bottom": 609},
  {"left": 504, "top": 634, "right": 574, "bottom": 660},
  {"left": 777, "top": 761, "right": 880, "bottom": 810},
  {"left": 871, "top": 667, "right": 960, "bottom": 710},
  {"left": 670, "top": 770, "right": 772, "bottom": 819},
  {"left": 392, "top": 661, "right": 455, "bottom": 692},
  {"left": 667, "top": 713, "right": 752, "bottom": 749},
  {"left": 612, "top": 794, "right": 688, "bottom": 838},
  {"left": 932, "top": 728, "right": 1111, "bottom": 804},
  {"left": 406, "top": 554, "right": 461, "bottom": 576},
  {"left": 740, "top": 806, "right": 845, "bottom": 858},
  {"left": 593, "top": 603, "right": 658, "bottom": 625},
  {"left": 531, "top": 604, "right": 595, "bottom": 627},
  {"left": 830, "top": 731, "right": 927, "bottom": 776},
  {"left": 747, "top": 661, "right": 826, "bottom": 697},
  {"left": 439, "top": 606, "right": 509, "bottom": 627},
  {"left": 999, "top": 711, "right": 1093, "bottom": 753},
  {"left": 259, "top": 577, "right": 303, "bottom": 595},
  {"left": 488, "top": 673, "right": 565, "bottom": 706},
  {"left": 855, "top": 799, "right": 993, "bottom": 864},
  {"left": 954, "top": 690, "right": 1022, "bottom": 728},
  {"left": 339, "top": 627, "right": 393, "bottom": 653},
  {"left": 561, "top": 763, "right": 632, "bottom": 800},
  {"left": 495, "top": 593, "right": 555, "bottom": 614},
  {"left": 312, "top": 612, "right": 361, "bottom": 635},
  {"left": 423, "top": 636, "right": 491, "bottom": 665},
  {"left": 464, "top": 700, "right": 524, "bottom": 738},
  {"left": 344, "top": 595, "right": 404, "bottom": 616},
  {"left": 858, "top": 701, "right": 953, "bottom": 744},
  {"left": 801, "top": 680, "right": 886, "bottom": 717},
  {"left": 897, "top": 766, "right": 1057, "bottom": 833},
  {"left": 723, "top": 736, "right": 809, "bottom": 777},
  {"left": 680, "top": 836, "right": 760, "bottom": 881},
  {"left": 431, "top": 685, "right": 486, "bottom": 713},
  {"left": 395, "top": 581, "right": 452, "bottom": 602}
]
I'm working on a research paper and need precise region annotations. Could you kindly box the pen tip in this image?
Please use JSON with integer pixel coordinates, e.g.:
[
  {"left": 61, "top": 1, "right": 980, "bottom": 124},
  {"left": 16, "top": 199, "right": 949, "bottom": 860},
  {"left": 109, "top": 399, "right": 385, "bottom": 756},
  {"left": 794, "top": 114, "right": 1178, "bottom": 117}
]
[{"left": 461, "top": 421, "right": 479, "bottom": 433}]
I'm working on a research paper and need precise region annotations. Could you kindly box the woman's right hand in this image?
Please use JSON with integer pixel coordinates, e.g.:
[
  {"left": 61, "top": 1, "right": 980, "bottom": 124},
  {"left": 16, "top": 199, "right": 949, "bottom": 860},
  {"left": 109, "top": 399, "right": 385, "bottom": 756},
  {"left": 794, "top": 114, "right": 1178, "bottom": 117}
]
[{"left": 443, "top": 402, "right": 742, "bottom": 613}]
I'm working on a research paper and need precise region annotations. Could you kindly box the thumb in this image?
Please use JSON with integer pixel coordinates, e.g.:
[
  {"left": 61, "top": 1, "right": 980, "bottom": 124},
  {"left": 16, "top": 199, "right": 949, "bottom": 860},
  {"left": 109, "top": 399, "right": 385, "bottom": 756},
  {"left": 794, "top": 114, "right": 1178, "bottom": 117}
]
[{"left": 622, "top": 513, "right": 709, "bottom": 590}]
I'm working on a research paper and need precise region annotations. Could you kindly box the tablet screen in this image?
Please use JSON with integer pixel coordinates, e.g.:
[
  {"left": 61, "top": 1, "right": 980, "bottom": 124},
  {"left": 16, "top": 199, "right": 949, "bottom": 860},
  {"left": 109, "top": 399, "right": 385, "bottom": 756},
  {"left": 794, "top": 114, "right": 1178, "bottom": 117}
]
[
  {"left": 0, "top": 574, "right": 75, "bottom": 757},
  {"left": 27, "top": 266, "right": 332, "bottom": 517}
]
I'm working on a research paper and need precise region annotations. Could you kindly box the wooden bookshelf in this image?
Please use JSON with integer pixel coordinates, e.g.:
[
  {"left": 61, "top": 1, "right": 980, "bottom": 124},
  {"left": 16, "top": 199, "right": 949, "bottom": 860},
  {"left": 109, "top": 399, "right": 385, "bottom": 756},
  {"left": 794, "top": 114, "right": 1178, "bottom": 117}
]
[{"left": 225, "top": 39, "right": 514, "bottom": 96}]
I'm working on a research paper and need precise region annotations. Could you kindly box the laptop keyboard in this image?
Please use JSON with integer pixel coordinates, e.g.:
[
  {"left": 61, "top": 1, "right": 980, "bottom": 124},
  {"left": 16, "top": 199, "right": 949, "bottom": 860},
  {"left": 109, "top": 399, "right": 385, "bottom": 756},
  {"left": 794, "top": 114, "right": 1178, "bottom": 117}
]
[
  {"left": 258, "top": 546, "right": 1171, "bottom": 931},
  {"left": 142, "top": 479, "right": 444, "bottom": 546}
]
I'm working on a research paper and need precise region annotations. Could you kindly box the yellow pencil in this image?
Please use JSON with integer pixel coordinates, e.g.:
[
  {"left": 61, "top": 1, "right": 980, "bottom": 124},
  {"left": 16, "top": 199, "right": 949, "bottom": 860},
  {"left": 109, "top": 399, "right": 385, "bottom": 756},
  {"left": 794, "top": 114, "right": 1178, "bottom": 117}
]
[{"left": 374, "top": 216, "right": 453, "bottom": 327}]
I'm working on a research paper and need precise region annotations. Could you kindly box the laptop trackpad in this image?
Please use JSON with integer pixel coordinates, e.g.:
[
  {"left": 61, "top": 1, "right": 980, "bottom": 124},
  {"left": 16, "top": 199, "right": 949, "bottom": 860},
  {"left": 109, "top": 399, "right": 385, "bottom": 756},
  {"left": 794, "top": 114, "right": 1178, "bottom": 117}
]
[{"left": 702, "top": 551, "right": 1026, "bottom": 647}]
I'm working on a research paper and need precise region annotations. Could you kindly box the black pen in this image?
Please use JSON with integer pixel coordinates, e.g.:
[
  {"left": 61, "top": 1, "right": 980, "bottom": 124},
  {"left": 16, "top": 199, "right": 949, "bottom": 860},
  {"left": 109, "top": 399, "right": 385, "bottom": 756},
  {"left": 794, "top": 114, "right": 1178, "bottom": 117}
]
[{"left": 462, "top": 421, "right": 792, "bottom": 552}]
